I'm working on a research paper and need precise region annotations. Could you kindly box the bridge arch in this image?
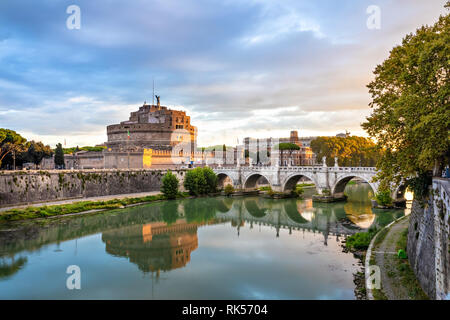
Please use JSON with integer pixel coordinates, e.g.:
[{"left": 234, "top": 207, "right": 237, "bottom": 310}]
[
  {"left": 217, "top": 172, "right": 235, "bottom": 189},
  {"left": 244, "top": 198, "right": 267, "bottom": 218},
  {"left": 243, "top": 173, "right": 271, "bottom": 190},
  {"left": 282, "top": 173, "right": 318, "bottom": 193},
  {"left": 332, "top": 175, "right": 377, "bottom": 197},
  {"left": 282, "top": 200, "right": 309, "bottom": 224},
  {"left": 393, "top": 184, "right": 409, "bottom": 200}
]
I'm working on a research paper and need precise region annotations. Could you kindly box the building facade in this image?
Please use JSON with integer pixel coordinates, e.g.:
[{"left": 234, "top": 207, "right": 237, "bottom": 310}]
[
  {"left": 104, "top": 99, "right": 198, "bottom": 169},
  {"left": 243, "top": 131, "right": 316, "bottom": 166}
]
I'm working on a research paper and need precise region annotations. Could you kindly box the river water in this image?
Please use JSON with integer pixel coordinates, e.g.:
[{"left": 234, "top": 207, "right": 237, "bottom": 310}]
[{"left": 0, "top": 183, "right": 407, "bottom": 299}]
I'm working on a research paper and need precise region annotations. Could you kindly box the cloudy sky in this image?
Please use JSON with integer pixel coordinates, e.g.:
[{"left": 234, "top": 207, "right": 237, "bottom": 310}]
[{"left": 0, "top": 0, "right": 447, "bottom": 147}]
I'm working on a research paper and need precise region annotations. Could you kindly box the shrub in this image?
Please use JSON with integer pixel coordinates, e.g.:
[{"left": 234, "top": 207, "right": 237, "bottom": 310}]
[
  {"left": 346, "top": 229, "right": 377, "bottom": 250},
  {"left": 184, "top": 167, "right": 219, "bottom": 196},
  {"left": 161, "top": 170, "right": 179, "bottom": 199},
  {"left": 294, "top": 185, "right": 304, "bottom": 197},
  {"left": 224, "top": 184, "right": 234, "bottom": 196},
  {"left": 203, "top": 166, "right": 218, "bottom": 193},
  {"left": 375, "top": 188, "right": 392, "bottom": 206}
]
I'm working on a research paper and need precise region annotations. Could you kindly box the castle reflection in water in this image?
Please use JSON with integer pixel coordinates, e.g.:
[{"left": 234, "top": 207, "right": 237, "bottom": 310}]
[
  {"left": 0, "top": 184, "right": 407, "bottom": 278},
  {"left": 103, "top": 221, "right": 200, "bottom": 273},
  {"left": 97, "top": 186, "right": 406, "bottom": 274}
]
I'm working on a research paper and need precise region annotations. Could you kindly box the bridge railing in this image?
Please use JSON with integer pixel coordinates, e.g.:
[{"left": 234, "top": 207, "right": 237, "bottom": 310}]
[
  {"left": 328, "top": 167, "right": 377, "bottom": 172},
  {"left": 214, "top": 166, "right": 377, "bottom": 172}
]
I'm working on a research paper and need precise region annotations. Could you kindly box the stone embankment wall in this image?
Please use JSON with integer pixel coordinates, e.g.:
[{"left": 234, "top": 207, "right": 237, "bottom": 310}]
[
  {"left": 407, "top": 178, "right": 449, "bottom": 300},
  {"left": 0, "top": 169, "right": 186, "bottom": 207}
]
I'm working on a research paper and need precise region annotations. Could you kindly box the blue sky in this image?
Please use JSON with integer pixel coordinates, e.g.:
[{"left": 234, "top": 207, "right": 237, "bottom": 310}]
[{"left": 0, "top": 0, "right": 447, "bottom": 147}]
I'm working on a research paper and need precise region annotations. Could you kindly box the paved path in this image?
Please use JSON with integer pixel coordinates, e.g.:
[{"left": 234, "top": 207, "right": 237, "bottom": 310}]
[
  {"left": 373, "top": 216, "right": 410, "bottom": 300},
  {"left": 0, "top": 191, "right": 162, "bottom": 212}
]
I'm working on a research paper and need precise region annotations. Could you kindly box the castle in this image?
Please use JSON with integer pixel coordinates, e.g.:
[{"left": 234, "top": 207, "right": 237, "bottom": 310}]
[
  {"left": 39, "top": 98, "right": 320, "bottom": 169},
  {"left": 103, "top": 98, "right": 199, "bottom": 168}
]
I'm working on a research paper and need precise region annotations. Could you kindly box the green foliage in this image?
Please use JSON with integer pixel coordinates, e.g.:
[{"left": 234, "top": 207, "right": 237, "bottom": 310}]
[
  {"left": 161, "top": 170, "right": 179, "bottom": 199},
  {"left": 62, "top": 145, "right": 106, "bottom": 154},
  {"left": 0, "top": 194, "right": 172, "bottom": 222},
  {"left": 224, "top": 184, "right": 235, "bottom": 195},
  {"left": 310, "top": 136, "right": 380, "bottom": 167},
  {"left": 375, "top": 188, "right": 393, "bottom": 206},
  {"left": 54, "top": 143, "right": 65, "bottom": 168},
  {"left": 183, "top": 167, "right": 218, "bottom": 196},
  {"left": 277, "top": 142, "right": 300, "bottom": 151},
  {"left": 362, "top": 6, "right": 450, "bottom": 187},
  {"left": 406, "top": 172, "right": 432, "bottom": 200},
  {"left": 394, "top": 227, "right": 429, "bottom": 299},
  {"left": 203, "top": 166, "right": 218, "bottom": 193},
  {"left": 0, "top": 128, "right": 27, "bottom": 168},
  {"left": 296, "top": 183, "right": 315, "bottom": 187},
  {"left": 397, "top": 249, "right": 407, "bottom": 259},
  {"left": 346, "top": 229, "right": 377, "bottom": 250},
  {"left": 294, "top": 185, "right": 305, "bottom": 197},
  {"left": 24, "top": 140, "right": 53, "bottom": 166}
]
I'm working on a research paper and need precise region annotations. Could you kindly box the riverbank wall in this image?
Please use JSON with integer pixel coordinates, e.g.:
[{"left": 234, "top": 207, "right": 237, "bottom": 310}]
[
  {"left": 407, "top": 178, "right": 449, "bottom": 300},
  {"left": 0, "top": 169, "right": 186, "bottom": 207}
]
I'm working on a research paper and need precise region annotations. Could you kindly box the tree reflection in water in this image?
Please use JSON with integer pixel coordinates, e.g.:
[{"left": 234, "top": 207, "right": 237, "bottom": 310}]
[
  {"left": 0, "top": 183, "right": 407, "bottom": 279},
  {"left": 0, "top": 256, "right": 27, "bottom": 279}
]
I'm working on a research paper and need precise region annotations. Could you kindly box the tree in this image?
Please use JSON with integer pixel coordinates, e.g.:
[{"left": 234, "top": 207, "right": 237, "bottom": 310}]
[
  {"left": 183, "top": 167, "right": 218, "bottom": 196},
  {"left": 184, "top": 167, "right": 207, "bottom": 196},
  {"left": 277, "top": 143, "right": 300, "bottom": 166},
  {"left": 362, "top": 5, "right": 450, "bottom": 190},
  {"left": 310, "top": 136, "right": 380, "bottom": 167},
  {"left": 161, "top": 170, "right": 179, "bottom": 199},
  {"left": 54, "top": 143, "right": 65, "bottom": 169},
  {"left": 0, "top": 129, "right": 27, "bottom": 168},
  {"left": 203, "top": 166, "right": 218, "bottom": 193},
  {"left": 277, "top": 143, "right": 300, "bottom": 151},
  {"left": 25, "top": 141, "right": 53, "bottom": 168}
]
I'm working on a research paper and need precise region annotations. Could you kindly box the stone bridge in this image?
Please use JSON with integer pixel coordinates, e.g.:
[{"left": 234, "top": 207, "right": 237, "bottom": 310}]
[{"left": 214, "top": 164, "right": 382, "bottom": 199}]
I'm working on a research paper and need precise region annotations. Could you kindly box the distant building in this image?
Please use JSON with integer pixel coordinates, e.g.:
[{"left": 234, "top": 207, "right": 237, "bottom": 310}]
[
  {"left": 244, "top": 130, "right": 316, "bottom": 166},
  {"left": 336, "top": 130, "right": 351, "bottom": 138}
]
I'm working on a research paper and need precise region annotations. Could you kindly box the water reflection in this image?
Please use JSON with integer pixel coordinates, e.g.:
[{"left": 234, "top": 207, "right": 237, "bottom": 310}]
[
  {"left": 0, "top": 183, "right": 408, "bottom": 299},
  {"left": 0, "top": 256, "right": 27, "bottom": 279},
  {"left": 103, "top": 221, "right": 199, "bottom": 273},
  {"left": 0, "top": 183, "right": 403, "bottom": 263}
]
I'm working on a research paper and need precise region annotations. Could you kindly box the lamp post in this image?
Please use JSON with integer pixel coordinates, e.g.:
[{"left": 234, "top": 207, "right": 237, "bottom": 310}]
[{"left": 12, "top": 149, "right": 16, "bottom": 170}]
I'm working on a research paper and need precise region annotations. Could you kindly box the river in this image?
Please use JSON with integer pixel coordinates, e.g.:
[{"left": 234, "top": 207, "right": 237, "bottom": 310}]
[{"left": 0, "top": 183, "right": 408, "bottom": 299}]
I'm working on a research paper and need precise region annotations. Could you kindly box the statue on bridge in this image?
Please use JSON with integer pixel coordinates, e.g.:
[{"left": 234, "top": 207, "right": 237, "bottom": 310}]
[{"left": 322, "top": 156, "right": 327, "bottom": 167}]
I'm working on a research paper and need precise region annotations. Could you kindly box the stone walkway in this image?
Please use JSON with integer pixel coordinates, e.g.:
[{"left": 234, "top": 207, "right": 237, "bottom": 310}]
[
  {"left": 373, "top": 216, "right": 410, "bottom": 299},
  {"left": 0, "top": 191, "right": 162, "bottom": 212}
]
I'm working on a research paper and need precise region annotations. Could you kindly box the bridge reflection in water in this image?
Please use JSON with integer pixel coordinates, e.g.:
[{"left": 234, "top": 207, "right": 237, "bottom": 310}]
[
  {"left": 99, "top": 186, "right": 404, "bottom": 274},
  {"left": 0, "top": 183, "right": 405, "bottom": 279}
]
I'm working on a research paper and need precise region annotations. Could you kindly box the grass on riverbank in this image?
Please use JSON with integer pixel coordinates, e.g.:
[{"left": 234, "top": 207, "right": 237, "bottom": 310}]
[
  {"left": 296, "top": 183, "right": 315, "bottom": 187},
  {"left": 394, "top": 228, "right": 429, "bottom": 300},
  {"left": 345, "top": 228, "right": 378, "bottom": 250},
  {"left": 0, "top": 193, "right": 190, "bottom": 222}
]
